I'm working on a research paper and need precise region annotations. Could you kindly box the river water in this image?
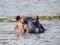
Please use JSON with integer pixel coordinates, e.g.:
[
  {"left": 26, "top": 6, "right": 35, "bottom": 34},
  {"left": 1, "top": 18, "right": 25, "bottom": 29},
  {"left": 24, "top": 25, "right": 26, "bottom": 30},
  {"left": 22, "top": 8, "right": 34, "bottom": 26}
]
[
  {"left": 0, "top": 19, "right": 60, "bottom": 45},
  {"left": 0, "top": 0, "right": 60, "bottom": 45},
  {"left": 0, "top": 0, "right": 60, "bottom": 16}
]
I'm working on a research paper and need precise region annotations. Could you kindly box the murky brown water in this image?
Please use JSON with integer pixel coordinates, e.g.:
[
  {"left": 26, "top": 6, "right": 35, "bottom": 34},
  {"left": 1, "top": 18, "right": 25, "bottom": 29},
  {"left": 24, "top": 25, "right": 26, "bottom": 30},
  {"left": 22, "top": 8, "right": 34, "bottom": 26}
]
[{"left": 0, "top": 20, "right": 60, "bottom": 45}]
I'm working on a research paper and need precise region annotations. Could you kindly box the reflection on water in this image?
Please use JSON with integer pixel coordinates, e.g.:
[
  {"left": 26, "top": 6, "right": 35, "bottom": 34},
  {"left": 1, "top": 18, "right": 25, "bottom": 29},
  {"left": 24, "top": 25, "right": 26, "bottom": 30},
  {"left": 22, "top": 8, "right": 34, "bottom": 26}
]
[{"left": 0, "top": 20, "right": 60, "bottom": 45}]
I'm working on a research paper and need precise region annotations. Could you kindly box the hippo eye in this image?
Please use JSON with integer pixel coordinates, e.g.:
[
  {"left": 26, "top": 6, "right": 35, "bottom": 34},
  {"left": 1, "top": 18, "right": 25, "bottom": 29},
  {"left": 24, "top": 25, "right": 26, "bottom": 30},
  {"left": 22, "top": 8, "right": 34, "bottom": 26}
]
[{"left": 20, "top": 21, "right": 21, "bottom": 22}]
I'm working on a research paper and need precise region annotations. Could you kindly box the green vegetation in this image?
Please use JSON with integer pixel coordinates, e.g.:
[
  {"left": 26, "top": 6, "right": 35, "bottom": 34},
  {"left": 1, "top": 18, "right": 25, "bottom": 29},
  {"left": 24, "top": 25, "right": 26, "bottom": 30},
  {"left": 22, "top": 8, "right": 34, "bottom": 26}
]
[
  {"left": 21, "top": 15, "right": 60, "bottom": 20},
  {"left": 7, "top": 20, "right": 16, "bottom": 22},
  {"left": 38, "top": 15, "right": 60, "bottom": 20},
  {"left": 0, "top": 15, "right": 60, "bottom": 22},
  {"left": 0, "top": 18, "right": 7, "bottom": 22}
]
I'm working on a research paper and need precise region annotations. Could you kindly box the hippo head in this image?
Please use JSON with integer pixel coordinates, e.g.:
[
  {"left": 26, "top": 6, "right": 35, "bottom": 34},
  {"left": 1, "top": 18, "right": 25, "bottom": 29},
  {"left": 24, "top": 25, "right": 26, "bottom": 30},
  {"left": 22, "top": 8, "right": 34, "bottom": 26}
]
[
  {"left": 23, "top": 16, "right": 45, "bottom": 33},
  {"left": 16, "top": 15, "right": 45, "bottom": 33}
]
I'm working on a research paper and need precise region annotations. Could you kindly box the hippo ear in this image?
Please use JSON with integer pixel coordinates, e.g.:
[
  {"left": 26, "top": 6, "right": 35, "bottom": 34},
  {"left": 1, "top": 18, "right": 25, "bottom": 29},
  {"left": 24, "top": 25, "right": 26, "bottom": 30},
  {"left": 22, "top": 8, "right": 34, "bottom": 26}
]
[
  {"left": 16, "top": 15, "right": 21, "bottom": 21},
  {"left": 36, "top": 15, "right": 39, "bottom": 20}
]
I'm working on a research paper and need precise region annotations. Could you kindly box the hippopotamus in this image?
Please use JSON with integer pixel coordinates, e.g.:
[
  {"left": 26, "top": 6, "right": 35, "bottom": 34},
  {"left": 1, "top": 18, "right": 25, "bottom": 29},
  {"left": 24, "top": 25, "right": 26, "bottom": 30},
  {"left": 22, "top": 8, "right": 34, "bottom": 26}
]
[
  {"left": 14, "top": 15, "right": 45, "bottom": 35},
  {"left": 24, "top": 16, "right": 45, "bottom": 33}
]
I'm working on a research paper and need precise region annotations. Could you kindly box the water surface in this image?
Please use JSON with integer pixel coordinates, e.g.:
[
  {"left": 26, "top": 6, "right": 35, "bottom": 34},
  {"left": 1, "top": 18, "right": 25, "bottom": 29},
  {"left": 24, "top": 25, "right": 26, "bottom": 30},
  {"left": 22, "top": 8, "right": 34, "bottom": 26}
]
[{"left": 0, "top": 19, "right": 60, "bottom": 45}]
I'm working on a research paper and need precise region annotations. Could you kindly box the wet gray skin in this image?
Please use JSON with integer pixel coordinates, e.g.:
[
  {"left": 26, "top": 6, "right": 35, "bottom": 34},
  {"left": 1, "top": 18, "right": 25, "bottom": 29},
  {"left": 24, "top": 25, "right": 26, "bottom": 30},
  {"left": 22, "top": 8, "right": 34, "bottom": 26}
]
[{"left": 24, "top": 17, "right": 45, "bottom": 33}]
